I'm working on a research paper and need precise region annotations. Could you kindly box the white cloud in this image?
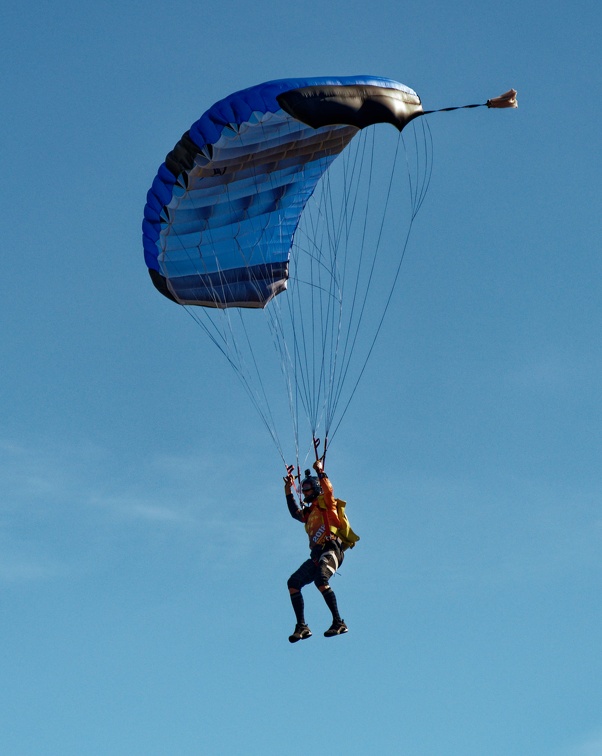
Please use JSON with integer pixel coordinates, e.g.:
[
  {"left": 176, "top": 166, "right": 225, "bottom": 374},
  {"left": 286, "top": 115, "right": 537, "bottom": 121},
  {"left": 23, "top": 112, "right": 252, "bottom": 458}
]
[{"left": 0, "top": 554, "right": 65, "bottom": 583}]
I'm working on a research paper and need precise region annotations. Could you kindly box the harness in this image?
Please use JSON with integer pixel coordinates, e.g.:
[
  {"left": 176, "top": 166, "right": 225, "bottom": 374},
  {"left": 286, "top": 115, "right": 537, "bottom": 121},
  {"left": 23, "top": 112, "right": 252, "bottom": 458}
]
[{"left": 305, "top": 495, "right": 359, "bottom": 551}]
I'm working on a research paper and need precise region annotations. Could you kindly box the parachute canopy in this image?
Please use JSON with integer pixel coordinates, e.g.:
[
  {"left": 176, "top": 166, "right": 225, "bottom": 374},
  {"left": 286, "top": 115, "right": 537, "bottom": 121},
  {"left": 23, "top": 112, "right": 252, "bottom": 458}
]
[
  {"left": 142, "top": 76, "right": 423, "bottom": 309},
  {"left": 142, "top": 76, "right": 515, "bottom": 462}
]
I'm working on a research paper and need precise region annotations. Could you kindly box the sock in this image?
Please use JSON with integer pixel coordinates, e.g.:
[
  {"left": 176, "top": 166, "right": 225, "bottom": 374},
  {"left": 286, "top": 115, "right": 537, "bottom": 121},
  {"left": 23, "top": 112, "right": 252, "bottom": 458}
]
[
  {"left": 290, "top": 591, "right": 305, "bottom": 625},
  {"left": 321, "top": 587, "right": 341, "bottom": 622}
]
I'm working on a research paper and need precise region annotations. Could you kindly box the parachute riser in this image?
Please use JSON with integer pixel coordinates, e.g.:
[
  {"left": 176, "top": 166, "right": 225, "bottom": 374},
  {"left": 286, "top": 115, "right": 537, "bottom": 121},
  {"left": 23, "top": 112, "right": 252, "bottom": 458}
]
[{"left": 313, "top": 435, "right": 328, "bottom": 466}]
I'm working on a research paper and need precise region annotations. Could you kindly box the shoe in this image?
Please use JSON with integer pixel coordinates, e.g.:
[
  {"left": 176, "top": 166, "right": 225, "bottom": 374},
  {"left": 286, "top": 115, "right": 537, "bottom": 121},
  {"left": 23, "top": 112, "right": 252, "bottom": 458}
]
[
  {"left": 324, "top": 619, "right": 348, "bottom": 637},
  {"left": 289, "top": 623, "right": 312, "bottom": 643}
]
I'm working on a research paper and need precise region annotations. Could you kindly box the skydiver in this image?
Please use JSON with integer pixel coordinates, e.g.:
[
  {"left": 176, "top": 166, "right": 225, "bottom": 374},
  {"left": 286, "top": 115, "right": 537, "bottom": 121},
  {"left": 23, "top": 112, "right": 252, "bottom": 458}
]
[{"left": 284, "top": 458, "right": 348, "bottom": 643}]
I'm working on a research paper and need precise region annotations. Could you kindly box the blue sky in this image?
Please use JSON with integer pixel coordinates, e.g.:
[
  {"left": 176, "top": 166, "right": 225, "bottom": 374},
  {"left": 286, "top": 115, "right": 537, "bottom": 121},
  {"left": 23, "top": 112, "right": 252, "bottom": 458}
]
[{"left": 2, "top": 1, "right": 601, "bottom": 754}]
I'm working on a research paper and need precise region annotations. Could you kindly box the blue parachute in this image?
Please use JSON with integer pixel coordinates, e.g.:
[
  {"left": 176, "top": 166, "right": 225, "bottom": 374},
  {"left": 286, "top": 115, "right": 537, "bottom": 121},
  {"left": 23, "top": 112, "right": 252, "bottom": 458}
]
[
  {"left": 143, "top": 76, "right": 516, "bottom": 465},
  {"left": 148, "top": 77, "right": 527, "bottom": 466},
  {"left": 142, "top": 76, "right": 434, "bottom": 463},
  {"left": 142, "top": 76, "right": 423, "bottom": 311}
]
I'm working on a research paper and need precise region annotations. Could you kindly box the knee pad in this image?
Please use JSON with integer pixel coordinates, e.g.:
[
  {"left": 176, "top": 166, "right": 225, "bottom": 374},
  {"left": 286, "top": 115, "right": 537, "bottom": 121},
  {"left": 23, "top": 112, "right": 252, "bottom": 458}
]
[{"left": 315, "top": 550, "right": 339, "bottom": 587}]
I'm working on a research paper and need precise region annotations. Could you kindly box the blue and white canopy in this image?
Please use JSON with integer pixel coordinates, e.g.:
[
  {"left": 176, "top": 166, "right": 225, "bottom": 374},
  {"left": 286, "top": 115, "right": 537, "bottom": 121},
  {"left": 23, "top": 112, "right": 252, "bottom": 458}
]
[{"left": 142, "top": 76, "right": 422, "bottom": 308}]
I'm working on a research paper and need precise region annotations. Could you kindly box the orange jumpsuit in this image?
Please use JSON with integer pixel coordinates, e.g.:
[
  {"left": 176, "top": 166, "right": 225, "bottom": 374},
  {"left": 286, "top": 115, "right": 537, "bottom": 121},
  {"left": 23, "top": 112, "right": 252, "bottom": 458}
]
[{"left": 286, "top": 473, "right": 344, "bottom": 590}]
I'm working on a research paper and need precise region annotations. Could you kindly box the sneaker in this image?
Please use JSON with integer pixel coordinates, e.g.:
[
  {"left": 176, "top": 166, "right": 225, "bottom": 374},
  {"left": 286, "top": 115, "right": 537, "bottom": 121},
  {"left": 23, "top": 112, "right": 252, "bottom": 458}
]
[
  {"left": 324, "top": 619, "right": 348, "bottom": 637},
  {"left": 288, "top": 623, "right": 312, "bottom": 643}
]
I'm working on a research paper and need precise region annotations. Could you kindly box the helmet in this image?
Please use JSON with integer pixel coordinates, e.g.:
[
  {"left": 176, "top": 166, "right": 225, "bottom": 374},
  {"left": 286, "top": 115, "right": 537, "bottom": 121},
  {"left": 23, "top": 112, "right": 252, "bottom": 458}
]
[{"left": 301, "top": 469, "right": 322, "bottom": 502}]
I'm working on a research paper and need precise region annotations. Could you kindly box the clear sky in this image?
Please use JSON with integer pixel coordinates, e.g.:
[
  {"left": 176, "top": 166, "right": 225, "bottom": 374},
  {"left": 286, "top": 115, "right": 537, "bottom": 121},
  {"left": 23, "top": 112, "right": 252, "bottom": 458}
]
[{"left": 2, "top": 1, "right": 601, "bottom": 754}]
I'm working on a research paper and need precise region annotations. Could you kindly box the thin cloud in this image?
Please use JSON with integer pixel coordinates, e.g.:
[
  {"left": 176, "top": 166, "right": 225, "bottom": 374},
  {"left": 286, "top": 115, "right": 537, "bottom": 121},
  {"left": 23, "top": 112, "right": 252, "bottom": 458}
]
[
  {"left": 89, "top": 492, "right": 197, "bottom": 525},
  {"left": 0, "top": 436, "right": 204, "bottom": 523},
  {"left": 0, "top": 436, "right": 266, "bottom": 583},
  {"left": 560, "top": 729, "right": 602, "bottom": 756},
  {"left": 0, "top": 533, "right": 67, "bottom": 583}
]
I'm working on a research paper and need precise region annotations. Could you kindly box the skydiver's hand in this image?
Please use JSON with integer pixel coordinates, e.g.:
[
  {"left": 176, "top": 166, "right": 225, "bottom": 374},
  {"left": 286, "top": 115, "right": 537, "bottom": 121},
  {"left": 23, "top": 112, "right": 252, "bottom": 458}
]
[
  {"left": 313, "top": 459, "right": 324, "bottom": 475},
  {"left": 283, "top": 470, "right": 295, "bottom": 493}
]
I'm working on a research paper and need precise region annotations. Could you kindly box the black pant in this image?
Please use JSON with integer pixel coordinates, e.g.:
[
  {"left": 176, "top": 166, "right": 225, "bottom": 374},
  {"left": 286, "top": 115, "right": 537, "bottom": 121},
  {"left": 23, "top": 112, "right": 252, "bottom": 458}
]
[{"left": 287, "top": 540, "right": 344, "bottom": 591}]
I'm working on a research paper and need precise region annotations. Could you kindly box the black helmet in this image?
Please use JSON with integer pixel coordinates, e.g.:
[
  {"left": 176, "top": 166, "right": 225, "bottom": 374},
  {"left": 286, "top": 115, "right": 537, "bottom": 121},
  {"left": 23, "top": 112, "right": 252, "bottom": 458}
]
[{"left": 301, "top": 469, "right": 322, "bottom": 502}]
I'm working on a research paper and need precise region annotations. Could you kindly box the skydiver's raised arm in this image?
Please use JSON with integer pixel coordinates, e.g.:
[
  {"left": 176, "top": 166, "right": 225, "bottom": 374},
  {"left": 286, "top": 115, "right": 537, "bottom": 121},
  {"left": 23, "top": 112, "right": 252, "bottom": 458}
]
[{"left": 284, "top": 469, "right": 304, "bottom": 522}]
